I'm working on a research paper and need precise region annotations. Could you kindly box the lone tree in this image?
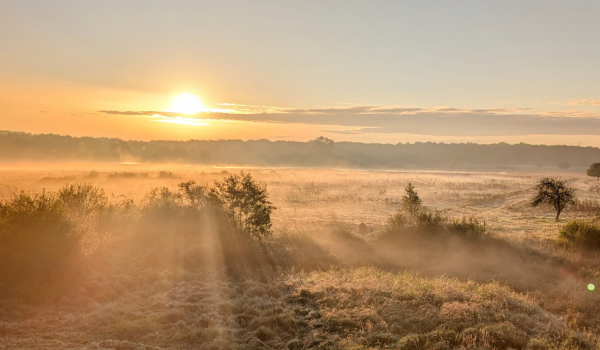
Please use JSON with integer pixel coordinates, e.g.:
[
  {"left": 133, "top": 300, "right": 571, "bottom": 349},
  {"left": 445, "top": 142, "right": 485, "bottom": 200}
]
[
  {"left": 211, "top": 172, "right": 276, "bottom": 239},
  {"left": 531, "top": 177, "right": 577, "bottom": 221},
  {"left": 587, "top": 163, "right": 600, "bottom": 180},
  {"left": 401, "top": 183, "right": 422, "bottom": 220}
]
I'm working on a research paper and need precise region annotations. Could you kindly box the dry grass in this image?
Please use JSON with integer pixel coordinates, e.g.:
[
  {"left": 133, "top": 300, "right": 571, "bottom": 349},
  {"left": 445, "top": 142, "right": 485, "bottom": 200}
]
[{"left": 0, "top": 165, "right": 599, "bottom": 349}]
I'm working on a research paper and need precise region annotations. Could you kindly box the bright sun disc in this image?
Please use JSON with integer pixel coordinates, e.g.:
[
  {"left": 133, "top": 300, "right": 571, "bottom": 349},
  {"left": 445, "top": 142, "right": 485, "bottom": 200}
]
[{"left": 170, "top": 93, "right": 204, "bottom": 114}]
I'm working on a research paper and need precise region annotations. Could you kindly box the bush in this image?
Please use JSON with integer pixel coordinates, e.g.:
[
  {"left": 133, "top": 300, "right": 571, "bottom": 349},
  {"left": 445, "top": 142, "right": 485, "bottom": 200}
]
[
  {"left": 142, "top": 186, "right": 184, "bottom": 218},
  {"left": 558, "top": 161, "right": 571, "bottom": 169},
  {"left": 140, "top": 173, "right": 274, "bottom": 240},
  {"left": 0, "top": 191, "right": 79, "bottom": 283},
  {"left": 211, "top": 172, "right": 275, "bottom": 239},
  {"left": 447, "top": 217, "right": 487, "bottom": 240},
  {"left": 388, "top": 211, "right": 444, "bottom": 233},
  {"left": 557, "top": 219, "right": 600, "bottom": 250},
  {"left": 387, "top": 210, "right": 488, "bottom": 240},
  {"left": 58, "top": 183, "right": 108, "bottom": 217}
]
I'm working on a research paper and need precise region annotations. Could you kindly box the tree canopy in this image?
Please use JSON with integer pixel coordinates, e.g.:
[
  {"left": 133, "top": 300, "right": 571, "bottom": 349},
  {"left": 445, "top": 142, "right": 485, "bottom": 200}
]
[
  {"left": 587, "top": 163, "right": 600, "bottom": 180},
  {"left": 531, "top": 177, "right": 577, "bottom": 221}
]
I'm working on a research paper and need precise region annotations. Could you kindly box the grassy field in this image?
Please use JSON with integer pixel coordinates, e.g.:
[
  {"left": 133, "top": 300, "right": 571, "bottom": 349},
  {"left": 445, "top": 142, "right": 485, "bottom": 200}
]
[{"left": 0, "top": 164, "right": 599, "bottom": 349}]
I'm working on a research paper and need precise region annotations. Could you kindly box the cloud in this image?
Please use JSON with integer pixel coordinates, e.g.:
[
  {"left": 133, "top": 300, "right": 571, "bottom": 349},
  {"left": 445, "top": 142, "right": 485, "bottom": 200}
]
[
  {"left": 99, "top": 104, "right": 600, "bottom": 137},
  {"left": 566, "top": 99, "right": 600, "bottom": 106}
]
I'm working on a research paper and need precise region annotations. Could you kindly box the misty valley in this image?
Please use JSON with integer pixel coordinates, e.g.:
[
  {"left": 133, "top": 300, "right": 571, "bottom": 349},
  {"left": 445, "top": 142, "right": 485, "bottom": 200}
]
[{"left": 0, "top": 165, "right": 599, "bottom": 349}]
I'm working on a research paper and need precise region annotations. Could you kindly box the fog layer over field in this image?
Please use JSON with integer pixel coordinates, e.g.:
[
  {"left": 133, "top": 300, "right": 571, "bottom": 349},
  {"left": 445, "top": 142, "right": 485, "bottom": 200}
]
[{"left": 0, "top": 166, "right": 599, "bottom": 349}]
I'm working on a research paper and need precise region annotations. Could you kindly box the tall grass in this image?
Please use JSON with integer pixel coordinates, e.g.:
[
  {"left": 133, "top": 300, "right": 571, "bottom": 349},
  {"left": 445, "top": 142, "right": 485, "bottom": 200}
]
[{"left": 0, "top": 172, "right": 599, "bottom": 349}]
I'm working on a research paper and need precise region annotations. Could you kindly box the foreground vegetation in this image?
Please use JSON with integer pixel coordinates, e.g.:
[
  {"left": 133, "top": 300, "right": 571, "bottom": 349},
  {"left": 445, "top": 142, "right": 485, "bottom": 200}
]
[{"left": 0, "top": 170, "right": 599, "bottom": 349}]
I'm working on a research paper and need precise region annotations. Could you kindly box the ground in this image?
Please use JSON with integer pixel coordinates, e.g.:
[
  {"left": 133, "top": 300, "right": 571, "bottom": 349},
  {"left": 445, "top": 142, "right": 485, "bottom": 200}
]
[{"left": 0, "top": 164, "right": 599, "bottom": 349}]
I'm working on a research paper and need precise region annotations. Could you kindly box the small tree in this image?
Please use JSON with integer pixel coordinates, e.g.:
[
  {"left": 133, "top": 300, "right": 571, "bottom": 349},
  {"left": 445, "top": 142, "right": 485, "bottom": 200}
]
[
  {"left": 401, "top": 183, "right": 422, "bottom": 221},
  {"left": 586, "top": 163, "right": 600, "bottom": 180},
  {"left": 211, "top": 172, "right": 275, "bottom": 239},
  {"left": 531, "top": 177, "right": 577, "bottom": 221}
]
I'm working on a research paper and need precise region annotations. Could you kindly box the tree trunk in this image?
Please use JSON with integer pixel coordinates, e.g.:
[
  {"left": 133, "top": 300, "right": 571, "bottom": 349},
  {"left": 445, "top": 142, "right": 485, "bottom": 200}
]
[{"left": 555, "top": 210, "right": 561, "bottom": 222}]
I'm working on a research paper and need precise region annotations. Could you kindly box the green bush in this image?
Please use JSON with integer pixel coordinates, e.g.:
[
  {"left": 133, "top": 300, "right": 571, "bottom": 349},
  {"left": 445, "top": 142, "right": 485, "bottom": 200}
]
[
  {"left": 140, "top": 173, "right": 274, "bottom": 240},
  {"left": 447, "top": 217, "right": 487, "bottom": 240},
  {"left": 0, "top": 191, "right": 79, "bottom": 283},
  {"left": 388, "top": 211, "right": 445, "bottom": 233},
  {"left": 387, "top": 210, "right": 487, "bottom": 240},
  {"left": 557, "top": 219, "right": 600, "bottom": 250}
]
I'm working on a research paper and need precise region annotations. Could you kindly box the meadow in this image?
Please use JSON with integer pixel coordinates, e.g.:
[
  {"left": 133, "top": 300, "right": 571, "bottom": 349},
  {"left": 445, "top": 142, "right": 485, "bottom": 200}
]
[{"left": 0, "top": 164, "right": 599, "bottom": 349}]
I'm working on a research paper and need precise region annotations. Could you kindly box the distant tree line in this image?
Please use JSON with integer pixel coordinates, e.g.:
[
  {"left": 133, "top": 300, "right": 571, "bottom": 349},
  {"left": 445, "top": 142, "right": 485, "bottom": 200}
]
[{"left": 1, "top": 130, "right": 600, "bottom": 169}]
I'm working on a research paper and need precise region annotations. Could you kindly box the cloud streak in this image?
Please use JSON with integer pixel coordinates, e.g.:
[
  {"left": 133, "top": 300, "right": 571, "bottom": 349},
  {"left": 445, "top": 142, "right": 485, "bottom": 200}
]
[
  {"left": 566, "top": 99, "right": 600, "bottom": 106},
  {"left": 99, "top": 104, "right": 600, "bottom": 137}
]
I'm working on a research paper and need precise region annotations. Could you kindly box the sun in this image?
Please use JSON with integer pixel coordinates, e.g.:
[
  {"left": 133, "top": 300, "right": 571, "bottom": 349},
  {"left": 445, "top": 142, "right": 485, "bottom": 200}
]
[{"left": 170, "top": 93, "right": 205, "bottom": 114}]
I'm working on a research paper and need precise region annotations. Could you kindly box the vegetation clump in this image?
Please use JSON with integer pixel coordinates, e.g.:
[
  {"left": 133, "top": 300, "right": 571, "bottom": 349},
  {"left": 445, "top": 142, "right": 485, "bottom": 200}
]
[
  {"left": 558, "top": 218, "right": 600, "bottom": 250},
  {"left": 141, "top": 172, "right": 274, "bottom": 239},
  {"left": 211, "top": 172, "right": 276, "bottom": 239},
  {"left": 388, "top": 183, "right": 488, "bottom": 240},
  {"left": 0, "top": 191, "right": 78, "bottom": 283}
]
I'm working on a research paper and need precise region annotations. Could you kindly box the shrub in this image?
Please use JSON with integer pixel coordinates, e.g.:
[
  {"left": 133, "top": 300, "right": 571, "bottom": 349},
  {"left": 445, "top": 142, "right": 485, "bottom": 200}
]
[
  {"left": 211, "top": 172, "right": 275, "bottom": 239},
  {"left": 142, "top": 186, "right": 182, "bottom": 218},
  {"left": 0, "top": 191, "right": 78, "bottom": 283},
  {"left": 447, "top": 217, "right": 487, "bottom": 240},
  {"left": 557, "top": 219, "right": 600, "bottom": 250},
  {"left": 388, "top": 210, "right": 446, "bottom": 234},
  {"left": 387, "top": 210, "right": 488, "bottom": 240},
  {"left": 58, "top": 183, "right": 108, "bottom": 217},
  {"left": 558, "top": 161, "right": 571, "bottom": 169},
  {"left": 157, "top": 170, "right": 177, "bottom": 178},
  {"left": 178, "top": 180, "right": 218, "bottom": 211}
]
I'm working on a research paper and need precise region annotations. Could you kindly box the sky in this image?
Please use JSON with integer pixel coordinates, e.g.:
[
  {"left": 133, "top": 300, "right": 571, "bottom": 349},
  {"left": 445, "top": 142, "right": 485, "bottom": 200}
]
[{"left": 1, "top": 0, "right": 600, "bottom": 145}]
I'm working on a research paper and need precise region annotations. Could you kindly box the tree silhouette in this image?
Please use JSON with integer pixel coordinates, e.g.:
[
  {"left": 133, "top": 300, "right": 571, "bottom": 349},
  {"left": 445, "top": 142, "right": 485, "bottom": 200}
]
[
  {"left": 531, "top": 177, "right": 577, "bottom": 221},
  {"left": 587, "top": 163, "right": 600, "bottom": 180},
  {"left": 401, "top": 183, "right": 422, "bottom": 221},
  {"left": 211, "top": 172, "right": 276, "bottom": 239}
]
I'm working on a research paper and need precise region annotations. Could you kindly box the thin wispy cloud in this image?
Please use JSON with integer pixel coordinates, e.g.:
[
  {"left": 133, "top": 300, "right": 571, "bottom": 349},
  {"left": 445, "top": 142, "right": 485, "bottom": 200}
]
[
  {"left": 99, "top": 104, "right": 600, "bottom": 137},
  {"left": 565, "top": 99, "right": 600, "bottom": 106}
]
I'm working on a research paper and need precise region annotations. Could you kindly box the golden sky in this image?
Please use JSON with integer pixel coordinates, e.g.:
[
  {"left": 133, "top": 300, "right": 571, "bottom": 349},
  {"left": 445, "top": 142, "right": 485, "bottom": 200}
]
[{"left": 1, "top": 1, "right": 600, "bottom": 146}]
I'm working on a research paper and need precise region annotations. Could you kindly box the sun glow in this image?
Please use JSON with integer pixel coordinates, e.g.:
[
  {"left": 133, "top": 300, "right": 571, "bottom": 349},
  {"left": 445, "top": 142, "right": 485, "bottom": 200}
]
[
  {"left": 156, "top": 117, "right": 210, "bottom": 126},
  {"left": 170, "top": 93, "right": 205, "bottom": 114}
]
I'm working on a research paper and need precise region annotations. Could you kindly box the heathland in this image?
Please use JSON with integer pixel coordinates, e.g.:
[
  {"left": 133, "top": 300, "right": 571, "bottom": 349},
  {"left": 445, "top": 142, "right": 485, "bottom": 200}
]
[{"left": 0, "top": 165, "right": 599, "bottom": 349}]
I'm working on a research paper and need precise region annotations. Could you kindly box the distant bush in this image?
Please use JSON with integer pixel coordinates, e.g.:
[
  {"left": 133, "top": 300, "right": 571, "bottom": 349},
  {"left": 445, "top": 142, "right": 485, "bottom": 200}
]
[
  {"left": 107, "top": 172, "right": 149, "bottom": 179},
  {"left": 387, "top": 184, "right": 488, "bottom": 240},
  {"left": 558, "top": 161, "right": 571, "bottom": 169},
  {"left": 388, "top": 211, "right": 488, "bottom": 240},
  {"left": 157, "top": 170, "right": 177, "bottom": 178},
  {"left": 447, "top": 217, "right": 488, "bottom": 240},
  {"left": 557, "top": 219, "right": 600, "bottom": 250},
  {"left": 0, "top": 191, "right": 79, "bottom": 283}
]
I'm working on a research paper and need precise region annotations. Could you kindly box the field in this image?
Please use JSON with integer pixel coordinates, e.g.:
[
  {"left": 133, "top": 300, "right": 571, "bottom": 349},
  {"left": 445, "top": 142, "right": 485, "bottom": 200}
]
[{"left": 1, "top": 164, "right": 599, "bottom": 349}]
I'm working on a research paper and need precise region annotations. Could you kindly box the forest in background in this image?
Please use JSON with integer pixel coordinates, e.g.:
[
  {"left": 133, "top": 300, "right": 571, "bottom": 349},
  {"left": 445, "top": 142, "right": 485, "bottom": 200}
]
[{"left": 1, "top": 130, "right": 599, "bottom": 170}]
